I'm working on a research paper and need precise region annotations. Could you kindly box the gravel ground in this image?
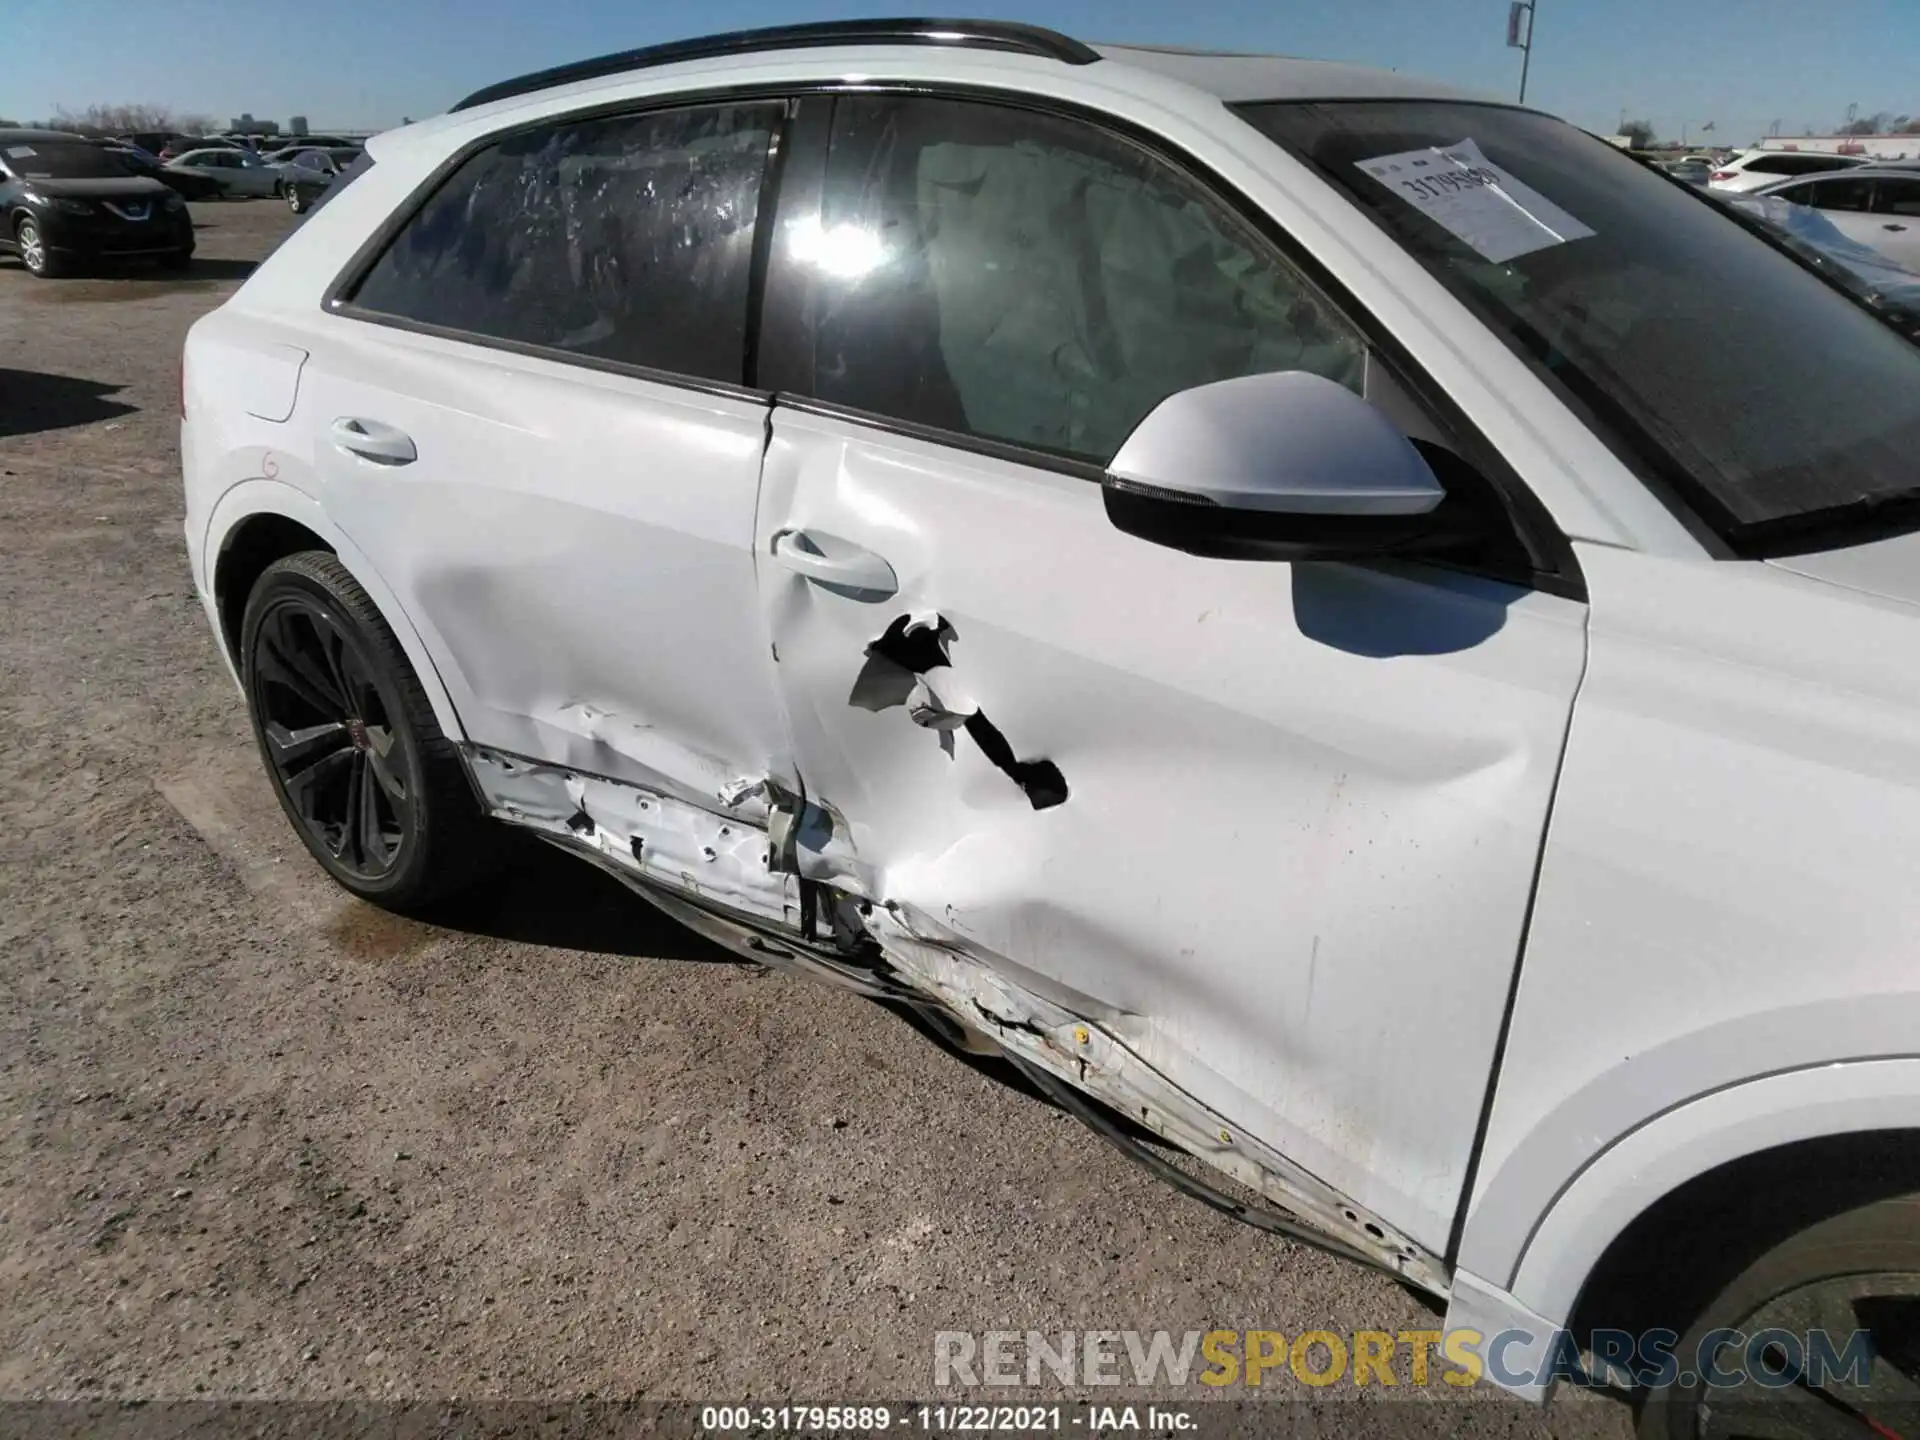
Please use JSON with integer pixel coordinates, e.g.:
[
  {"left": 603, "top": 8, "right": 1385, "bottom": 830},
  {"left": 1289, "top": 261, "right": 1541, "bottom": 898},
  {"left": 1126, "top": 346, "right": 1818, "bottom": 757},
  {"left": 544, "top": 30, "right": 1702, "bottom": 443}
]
[{"left": 0, "top": 198, "right": 1631, "bottom": 1437}]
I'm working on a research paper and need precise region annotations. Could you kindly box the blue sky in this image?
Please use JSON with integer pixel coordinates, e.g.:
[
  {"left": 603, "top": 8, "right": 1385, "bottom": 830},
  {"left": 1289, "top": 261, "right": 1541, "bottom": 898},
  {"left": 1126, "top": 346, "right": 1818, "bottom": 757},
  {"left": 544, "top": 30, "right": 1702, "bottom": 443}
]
[{"left": 4, "top": 0, "right": 1915, "bottom": 143}]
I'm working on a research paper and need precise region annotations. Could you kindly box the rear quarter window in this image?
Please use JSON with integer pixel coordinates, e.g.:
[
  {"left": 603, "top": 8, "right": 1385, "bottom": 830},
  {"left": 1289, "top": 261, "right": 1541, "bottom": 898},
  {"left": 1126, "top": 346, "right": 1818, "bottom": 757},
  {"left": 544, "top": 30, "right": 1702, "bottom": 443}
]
[
  {"left": 341, "top": 102, "right": 781, "bottom": 386},
  {"left": 1878, "top": 178, "right": 1920, "bottom": 216}
]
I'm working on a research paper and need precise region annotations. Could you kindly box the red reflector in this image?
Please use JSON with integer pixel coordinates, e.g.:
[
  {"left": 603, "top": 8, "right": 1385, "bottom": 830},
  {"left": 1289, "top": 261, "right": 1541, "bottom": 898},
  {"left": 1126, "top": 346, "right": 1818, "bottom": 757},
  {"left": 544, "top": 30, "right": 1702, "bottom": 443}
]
[{"left": 1710, "top": 170, "right": 1736, "bottom": 181}]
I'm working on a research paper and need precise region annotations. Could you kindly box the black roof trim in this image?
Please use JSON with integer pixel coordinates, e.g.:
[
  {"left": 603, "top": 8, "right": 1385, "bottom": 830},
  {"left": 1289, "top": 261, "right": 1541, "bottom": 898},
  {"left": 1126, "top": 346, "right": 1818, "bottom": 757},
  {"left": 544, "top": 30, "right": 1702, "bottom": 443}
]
[{"left": 450, "top": 18, "right": 1100, "bottom": 112}]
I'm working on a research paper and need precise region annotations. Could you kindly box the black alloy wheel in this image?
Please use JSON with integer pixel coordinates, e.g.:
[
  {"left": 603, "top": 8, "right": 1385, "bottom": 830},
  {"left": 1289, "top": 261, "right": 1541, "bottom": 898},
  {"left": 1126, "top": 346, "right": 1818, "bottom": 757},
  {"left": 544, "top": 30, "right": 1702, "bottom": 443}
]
[
  {"left": 1640, "top": 1192, "right": 1920, "bottom": 1440},
  {"left": 251, "top": 590, "right": 411, "bottom": 881},
  {"left": 240, "top": 551, "right": 496, "bottom": 908}
]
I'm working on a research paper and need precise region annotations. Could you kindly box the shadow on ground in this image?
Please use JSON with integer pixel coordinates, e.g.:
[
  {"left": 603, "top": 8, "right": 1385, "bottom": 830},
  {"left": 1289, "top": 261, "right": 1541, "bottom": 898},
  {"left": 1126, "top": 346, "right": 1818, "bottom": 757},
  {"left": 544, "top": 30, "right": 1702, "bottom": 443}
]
[
  {"left": 419, "top": 831, "right": 742, "bottom": 964},
  {"left": 6, "top": 256, "right": 259, "bottom": 302},
  {"left": 0, "top": 368, "right": 136, "bottom": 437},
  {"left": 170, "top": 257, "right": 259, "bottom": 281}
]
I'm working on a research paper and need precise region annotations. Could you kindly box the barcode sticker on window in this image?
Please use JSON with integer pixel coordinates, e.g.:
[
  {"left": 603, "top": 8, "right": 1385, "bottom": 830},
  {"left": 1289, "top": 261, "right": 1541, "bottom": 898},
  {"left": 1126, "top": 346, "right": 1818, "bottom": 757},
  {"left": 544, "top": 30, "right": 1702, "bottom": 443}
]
[{"left": 1358, "top": 138, "right": 1594, "bottom": 263}]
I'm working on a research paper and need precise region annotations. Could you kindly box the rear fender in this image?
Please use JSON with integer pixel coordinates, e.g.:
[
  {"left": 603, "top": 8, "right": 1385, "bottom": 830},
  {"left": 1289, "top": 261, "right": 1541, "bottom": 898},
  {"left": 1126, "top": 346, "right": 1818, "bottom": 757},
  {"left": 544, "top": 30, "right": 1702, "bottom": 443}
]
[{"left": 204, "top": 477, "right": 466, "bottom": 741}]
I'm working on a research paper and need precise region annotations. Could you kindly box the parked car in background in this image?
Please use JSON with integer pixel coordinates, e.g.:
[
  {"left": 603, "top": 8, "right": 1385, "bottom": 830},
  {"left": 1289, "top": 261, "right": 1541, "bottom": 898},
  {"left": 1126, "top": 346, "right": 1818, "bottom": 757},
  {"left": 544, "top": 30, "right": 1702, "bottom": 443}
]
[
  {"left": 262, "top": 137, "right": 362, "bottom": 162},
  {"left": 1727, "top": 191, "right": 1920, "bottom": 343},
  {"left": 1661, "top": 159, "right": 1711, "bottom": 185},
  {"left": 159, "top": 135, "right": 241, "bottom": 161},
  {"left": 1709, "top": 147, "right": 1871, "bottom": 193},
  {"left": 102, "top": 141, "right": 224, "bottom": 201},
  {"left": 119, "top": 130, "right": 176, "bottom": 155},
  {"left": 166, "top": 146, "right": 280, "bottom": 197},
  {"left": 1752, "top": 166, "right": 1920, "bottom": 269},
  {"left": 184, "top": 22, "right": 1920, "bottom": 1436},
  {"left": 102, "top": 139, "right": 161, "bottom": 164},
  {"left": 274, "top": 146, "right": 361, "bottom": 212},
  {"left": 0, "top": 127, "right": 192, "bottom": 276}
]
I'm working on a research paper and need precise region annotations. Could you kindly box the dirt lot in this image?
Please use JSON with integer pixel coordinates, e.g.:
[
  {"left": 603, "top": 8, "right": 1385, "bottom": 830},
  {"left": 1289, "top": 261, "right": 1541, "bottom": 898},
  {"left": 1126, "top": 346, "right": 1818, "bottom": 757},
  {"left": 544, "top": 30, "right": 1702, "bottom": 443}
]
[{"left": 0, "top": 198, "right": 1629, "bottom": 1434}]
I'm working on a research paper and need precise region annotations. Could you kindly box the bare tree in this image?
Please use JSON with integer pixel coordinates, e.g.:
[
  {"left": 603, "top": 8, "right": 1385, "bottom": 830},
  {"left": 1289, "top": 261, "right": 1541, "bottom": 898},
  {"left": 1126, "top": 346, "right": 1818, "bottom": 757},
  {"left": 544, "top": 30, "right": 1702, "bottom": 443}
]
[
  {"left": 1620, "top": 117, "right": 1657, "bottom": 148},
  {"left": 49, "top": 103, "right": 217, "bottom": 137},
  {"left": 1839, "top": 112, "right": 1894, "bottom": 136}
]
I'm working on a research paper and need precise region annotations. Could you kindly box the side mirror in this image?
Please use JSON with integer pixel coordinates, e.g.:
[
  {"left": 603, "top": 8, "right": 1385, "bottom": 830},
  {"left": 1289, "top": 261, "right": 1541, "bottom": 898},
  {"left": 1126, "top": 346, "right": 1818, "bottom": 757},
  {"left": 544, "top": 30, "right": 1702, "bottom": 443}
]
[{"left": 1102, "top": 371, "right": 1473, "bottom": 562}]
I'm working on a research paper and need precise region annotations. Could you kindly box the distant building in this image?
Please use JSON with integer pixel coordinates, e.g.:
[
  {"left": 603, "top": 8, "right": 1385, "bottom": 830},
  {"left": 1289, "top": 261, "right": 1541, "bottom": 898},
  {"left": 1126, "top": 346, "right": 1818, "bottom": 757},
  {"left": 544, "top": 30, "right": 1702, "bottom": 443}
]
[
  {"left": 1755, "top": 134, "right": 1919, "bottom": 160},
  {"left": 227, "top": 111, "right": 280, "bottom": 136},
  {"left": 289, "top": 115, "right": 309, "bottom": 136}
]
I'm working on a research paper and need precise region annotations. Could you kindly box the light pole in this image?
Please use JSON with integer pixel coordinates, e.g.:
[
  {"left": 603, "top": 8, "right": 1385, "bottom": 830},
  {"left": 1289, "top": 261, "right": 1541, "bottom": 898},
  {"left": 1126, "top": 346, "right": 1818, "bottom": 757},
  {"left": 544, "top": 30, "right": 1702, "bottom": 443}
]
[{"left": 1507, "top": 0, "right": 1539, "bottom": 104}]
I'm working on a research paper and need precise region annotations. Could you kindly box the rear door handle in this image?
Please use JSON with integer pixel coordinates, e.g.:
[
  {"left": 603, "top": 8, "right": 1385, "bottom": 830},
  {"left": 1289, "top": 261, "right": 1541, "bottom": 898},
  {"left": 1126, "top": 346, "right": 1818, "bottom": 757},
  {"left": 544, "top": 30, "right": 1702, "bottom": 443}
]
[
  {"left": 1884, "top": 222, "right": 1910, "bottom": 232},
  {"left": 770, "top": 528, "right": 898, "bottom": 598},
  {"left": 329, "top": 416, "right": 416, "bottom": 465}
]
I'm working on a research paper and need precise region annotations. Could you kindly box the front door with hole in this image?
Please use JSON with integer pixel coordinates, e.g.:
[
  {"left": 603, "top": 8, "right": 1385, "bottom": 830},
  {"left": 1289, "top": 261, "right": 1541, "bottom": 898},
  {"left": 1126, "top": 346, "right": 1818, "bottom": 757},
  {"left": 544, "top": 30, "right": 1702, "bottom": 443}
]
[{"left": 754, "top": 92, "right": 1587, "bottom": 1251}]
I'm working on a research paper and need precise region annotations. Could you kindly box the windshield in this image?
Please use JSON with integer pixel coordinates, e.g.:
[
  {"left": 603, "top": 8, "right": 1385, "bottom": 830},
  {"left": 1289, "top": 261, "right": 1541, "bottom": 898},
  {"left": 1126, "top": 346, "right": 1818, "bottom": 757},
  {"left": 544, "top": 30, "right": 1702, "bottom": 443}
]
[
  {"left": 1240, "top": 101, "right": 1920, "bottom": 551},
  {"left": 1, "top": 140, "right": 137, "bottom": 180}
]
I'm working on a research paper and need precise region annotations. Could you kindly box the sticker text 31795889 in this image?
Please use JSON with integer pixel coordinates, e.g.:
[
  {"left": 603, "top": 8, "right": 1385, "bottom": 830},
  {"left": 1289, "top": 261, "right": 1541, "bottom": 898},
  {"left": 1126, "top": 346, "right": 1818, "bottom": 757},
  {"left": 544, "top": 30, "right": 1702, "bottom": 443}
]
[{"left": 1358, "top": 138, "right": 1595, "bottom": 263}]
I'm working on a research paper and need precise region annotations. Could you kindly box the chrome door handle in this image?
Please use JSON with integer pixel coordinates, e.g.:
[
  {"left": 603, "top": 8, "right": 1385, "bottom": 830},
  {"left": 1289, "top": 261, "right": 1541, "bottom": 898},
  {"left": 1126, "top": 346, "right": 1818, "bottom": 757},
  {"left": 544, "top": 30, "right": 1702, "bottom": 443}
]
[
  {"left": 770, "top": 529, "right": 898, "bottom": 597},
  {"left": 329, "top": 416, "right": 417, "bottom": 465}
]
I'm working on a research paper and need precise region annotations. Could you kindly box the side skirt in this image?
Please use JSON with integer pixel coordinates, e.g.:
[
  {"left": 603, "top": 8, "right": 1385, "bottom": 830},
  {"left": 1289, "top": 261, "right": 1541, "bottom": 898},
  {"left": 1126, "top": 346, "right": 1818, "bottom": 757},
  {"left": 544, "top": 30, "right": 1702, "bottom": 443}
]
[{"left": 464, "top": 746, "right": 1450, "bottom": 1298}]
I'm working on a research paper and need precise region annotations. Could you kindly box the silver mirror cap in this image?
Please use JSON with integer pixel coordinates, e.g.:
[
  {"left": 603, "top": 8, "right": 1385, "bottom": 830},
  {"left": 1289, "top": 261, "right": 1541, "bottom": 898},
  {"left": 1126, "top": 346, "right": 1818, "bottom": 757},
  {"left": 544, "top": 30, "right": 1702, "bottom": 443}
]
[{"left": 1106, "top": 371, "right": 1445, "bottom": 517}]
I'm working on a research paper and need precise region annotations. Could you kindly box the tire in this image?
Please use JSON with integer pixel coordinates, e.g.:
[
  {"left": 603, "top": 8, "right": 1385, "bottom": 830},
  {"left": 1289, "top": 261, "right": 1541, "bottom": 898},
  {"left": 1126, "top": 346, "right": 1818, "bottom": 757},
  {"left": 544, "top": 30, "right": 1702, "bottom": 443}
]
[
  {"left": 285, "top": 184, "right": 308, "bottom": 215},
  {"left": 1637, "top": 1191, "right": 1920, "bottom": 1439},
  {"left": 15, "top": 215, "right": 66, "bottom": 277},
  {"left": 240, "top": 551, "right": 499, "bottom": 911}
]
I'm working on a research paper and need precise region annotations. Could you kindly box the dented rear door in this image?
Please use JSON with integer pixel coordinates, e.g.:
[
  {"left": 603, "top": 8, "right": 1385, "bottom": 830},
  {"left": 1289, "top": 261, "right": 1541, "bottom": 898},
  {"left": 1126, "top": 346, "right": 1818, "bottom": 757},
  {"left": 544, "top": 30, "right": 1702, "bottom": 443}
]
[
  {"left": 308, "top": 100, "right": 792, "bottom": 808},
  {"left": 752, "top": 91, "right": 1588, "bottom": 1254}
]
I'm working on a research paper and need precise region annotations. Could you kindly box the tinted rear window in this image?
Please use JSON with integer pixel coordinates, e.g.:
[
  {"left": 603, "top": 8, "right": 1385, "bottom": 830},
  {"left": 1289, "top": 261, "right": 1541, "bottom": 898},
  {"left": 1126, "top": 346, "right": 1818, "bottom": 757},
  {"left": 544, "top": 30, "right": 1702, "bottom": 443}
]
[
  {"left": 1799, "top": 176, "right": 1875, "bottom": 210},
  {"left": 1753, "top": 153, "right": 1861, "bottom": 177},
  {"left": 346, "top": 103, "right": 779, "bottom": 386},
  {"left": 1879, "top": 178, "right": 1920, "bottom": 216}
]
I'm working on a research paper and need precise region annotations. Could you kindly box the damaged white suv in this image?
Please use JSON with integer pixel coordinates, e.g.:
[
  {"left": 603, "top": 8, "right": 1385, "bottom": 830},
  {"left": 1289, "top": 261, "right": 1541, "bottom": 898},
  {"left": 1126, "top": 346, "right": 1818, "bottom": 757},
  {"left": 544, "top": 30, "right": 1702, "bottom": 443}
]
[{"left": 183, "top": 19, "right": 1920, "bottom": 1431}]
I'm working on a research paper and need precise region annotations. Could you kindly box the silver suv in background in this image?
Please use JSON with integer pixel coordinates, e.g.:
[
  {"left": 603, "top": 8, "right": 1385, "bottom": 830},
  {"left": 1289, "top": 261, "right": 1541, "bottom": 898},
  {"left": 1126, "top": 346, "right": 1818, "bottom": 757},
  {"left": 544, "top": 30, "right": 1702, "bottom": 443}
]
[
  {"left": 1708, "top": 146, "right": 1872, "bottom": 192},
  {"left": 1750, "top": 164, "right": 1920, "bottom": 270}
]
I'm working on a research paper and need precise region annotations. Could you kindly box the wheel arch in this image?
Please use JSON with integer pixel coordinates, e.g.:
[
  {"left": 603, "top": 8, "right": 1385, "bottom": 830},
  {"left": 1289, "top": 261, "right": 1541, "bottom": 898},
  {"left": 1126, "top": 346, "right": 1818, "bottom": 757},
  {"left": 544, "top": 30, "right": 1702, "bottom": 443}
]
[
  {"left": 206, "top": 481, "right": 467, "bottom": 741},
  {"left": 1565, "top": 1124, "right": 1920, "bottom": 1348},
  {"left": 1497, "top": 1056, "right": 1920, "bottom": 1335}
]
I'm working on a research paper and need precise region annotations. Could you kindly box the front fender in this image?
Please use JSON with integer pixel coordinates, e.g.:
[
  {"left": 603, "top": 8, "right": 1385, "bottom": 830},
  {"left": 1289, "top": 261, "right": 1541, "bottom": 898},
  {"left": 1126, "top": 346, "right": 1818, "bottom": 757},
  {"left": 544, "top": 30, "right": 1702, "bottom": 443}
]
[{"left": 204, "top": 477, "right": 467, "bottom": 742}]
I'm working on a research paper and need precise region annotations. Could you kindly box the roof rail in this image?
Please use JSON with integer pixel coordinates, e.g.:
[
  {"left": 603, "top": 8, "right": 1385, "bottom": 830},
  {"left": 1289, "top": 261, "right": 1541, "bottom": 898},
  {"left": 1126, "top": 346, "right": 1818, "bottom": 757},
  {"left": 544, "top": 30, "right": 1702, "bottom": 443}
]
[{"left": 450, "top": 17, "right": 1101, "bottom": 112}]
